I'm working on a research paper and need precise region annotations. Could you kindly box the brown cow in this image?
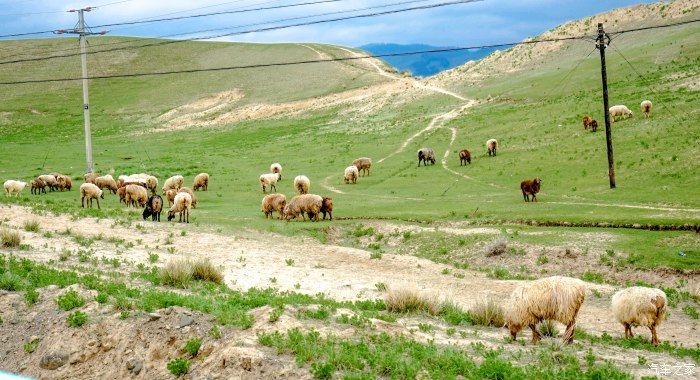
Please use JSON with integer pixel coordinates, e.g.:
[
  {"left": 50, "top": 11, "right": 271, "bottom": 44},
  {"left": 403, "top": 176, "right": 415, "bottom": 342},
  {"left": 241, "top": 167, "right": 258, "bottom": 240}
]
[{"left": 520, "top": 177, "right": 542, "bottom": 202}]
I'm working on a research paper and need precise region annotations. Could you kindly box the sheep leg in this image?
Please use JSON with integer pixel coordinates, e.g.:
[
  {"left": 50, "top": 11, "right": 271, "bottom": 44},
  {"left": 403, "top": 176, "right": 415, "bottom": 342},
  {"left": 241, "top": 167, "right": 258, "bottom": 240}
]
[
  {"left": 271, "top": 184, "right": 276, "bottom": 192},
  {"left": 185, "top": 209, "right": 189, "bottom": 224},
  {"left": 81, "top": 197, "right": 85, "bottom": 208},
  {"left": 529, "top": 324, "right": 540, "bottom": 345},
  {"left": 650, "top": 325, "right": 658, "bottom": 346},
  {"left": 563, "top": 321, "right": 576, "bottom": 344},
  {"left": 96, "top": 198, "right": 100, "bottom": 210},
  {"left": 532, "top": 194, "right": 537, "bottom": 202},
  {"left": 523, "top": 192, "right": 528, "bottom": 202},
  {"left": 623, "top": 323, "right": 633, "bottom": 338}
]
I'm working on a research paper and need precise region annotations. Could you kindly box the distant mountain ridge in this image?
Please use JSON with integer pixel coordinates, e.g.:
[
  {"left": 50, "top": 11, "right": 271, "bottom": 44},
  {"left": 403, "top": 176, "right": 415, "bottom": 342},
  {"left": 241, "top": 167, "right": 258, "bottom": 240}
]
[{"left": 358, "top": 43, "right": 499, "bottom": 77}]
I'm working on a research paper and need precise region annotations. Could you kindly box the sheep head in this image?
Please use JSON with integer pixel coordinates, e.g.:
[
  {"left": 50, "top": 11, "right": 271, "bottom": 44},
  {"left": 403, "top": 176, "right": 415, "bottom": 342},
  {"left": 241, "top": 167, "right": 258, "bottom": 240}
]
[
  {"left": 167, "top": 210, "right": 176, "bottom": 221},
  {"left": 505, "top": 321, "right": 522, "bottom": 340}
]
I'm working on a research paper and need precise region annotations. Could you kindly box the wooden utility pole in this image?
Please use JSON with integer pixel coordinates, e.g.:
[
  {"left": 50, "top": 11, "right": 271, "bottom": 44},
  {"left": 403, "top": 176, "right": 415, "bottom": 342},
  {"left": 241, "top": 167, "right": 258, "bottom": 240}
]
[
  {"left": 596, "top": 23, "right": 616, "bottom": 189},
  {"left": 58, "top": 7, "right": 107, "bottom": 174}
]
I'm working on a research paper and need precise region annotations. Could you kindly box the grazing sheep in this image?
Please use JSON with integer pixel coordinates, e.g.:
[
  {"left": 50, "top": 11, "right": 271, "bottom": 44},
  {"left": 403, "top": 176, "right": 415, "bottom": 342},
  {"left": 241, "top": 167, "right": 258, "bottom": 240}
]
[
  {"left": 320, "top": 197, "right": 333, "bottom": 221},
  {"left": 611, "top": 287, "right": 666, "bottom": 346},
  {"left": 167, "top": 192, "right": 192, "bottom": 223},
  {"left": 95, "top": 174, "right": 118, "bottom": 194},
  {"left": 504, "top": 276, "right": 586, "bottom": 345},
  {"left": 177, "top": 187, "right": 198, "bottom": 208},
  {"left": 165, "top": 189, "right": 178, "bottom": 206},
  {"left": 162, "top": 175, "right": 184, "bottom": 194},
  {"left": 193, "top": 172, "right": 209, "bottom": 191},
  {"left": 486, "top": 139, "right": 498, "bottom": 157},
  {"left": 282, "top": 194, "right": 323, "bottom": 221},
  {"left": 38, "top": 175, "right": 59, "bottom": 192},
  {"left": 132, "top": 174, "right": 158, "bottom": 194},
  {"left": 294, "top": 175, "right": 310, "bottom": 195},
  {"left": 609, "top": 105, "right": 633, "bottom": 122},
  {"left": 84, "top": 172, "right": 100, "bottom": 184},
  {"left": 352, "top": 157, "right": 372, "bottom": 176},
  {"left": 125, "top": 184, "right": 148, "bottom": 208},
  {"left": 582, "top": 115, "right": 591, "bottom": 129},
  {"left": 4, "top": 180, "right": 27, "bottom": 197},
  {"left": 520, "top": 177, "right": 542, "bottom": 202},
  {"left": 30, "top": 178, "right": 46, "bottom": 195},
  {"left": 79, "top": 183, "right": 103, "bottom": 209},
  {"left": 142, "top": 195, "right": 164, "bottom": 222},
  {"left": 270, "top": 163, "right": 283, "bottom": 180},
  {"left": 641, "top": 100, "right": 652, "bottom": 118},
  {"left": 344, "top": 166, "right": 359, "bottom": 184},
  {"left": 56, "top": 175, "right": 72, "bottom": 191},
  {"left": 261, "top": 193, "right": 287, "bottom": 219},
  {"left": 589, "top": 119, "right": 599, "bottom": 132},
  {"left": 117, "top": 186, "right": 127, "bottom": 205},
  {"left": 459, "top": 149, "right": 471, "bottom": 166},
  {"left": 260, "top": 173, "right": 281, "bottom": 193},
  {"left": 417, "top": 148, "right": 436, "bottom": 167}
]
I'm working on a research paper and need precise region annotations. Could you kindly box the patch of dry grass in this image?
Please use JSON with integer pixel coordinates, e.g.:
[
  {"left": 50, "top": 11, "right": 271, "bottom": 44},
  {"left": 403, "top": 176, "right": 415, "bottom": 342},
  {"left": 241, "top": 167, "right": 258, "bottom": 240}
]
[
  {"left": 1, "top": 229, "right": 21, "bottom": 248},
  {"left": 192, "top": 258, "right": 223, "bottom": 284},
  {"left": 161, "top": 258, "right": 223, "bottom": 288},
  {"left": 484, "top": 238, "right": 507, "bottom": 257},
  {"left": 470, "top": 297, "right": 505, "bottom": 327},
  {"left": 385, "top": 287, "right": 440, "bottom": 315}
]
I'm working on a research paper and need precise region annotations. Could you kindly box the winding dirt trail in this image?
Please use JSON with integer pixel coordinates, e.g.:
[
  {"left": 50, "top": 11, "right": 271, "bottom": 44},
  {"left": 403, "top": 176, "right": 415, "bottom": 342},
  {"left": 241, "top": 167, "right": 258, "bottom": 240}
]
[{"left": 2, "top": 205, "right": 696, "bottom": 348}]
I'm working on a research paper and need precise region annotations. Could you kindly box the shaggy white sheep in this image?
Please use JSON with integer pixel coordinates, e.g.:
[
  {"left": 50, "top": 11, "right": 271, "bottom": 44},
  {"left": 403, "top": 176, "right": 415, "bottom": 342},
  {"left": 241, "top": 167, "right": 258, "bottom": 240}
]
[
  {"left": 294, "top": 175, "right": 310, "bottom": 194},
  {"left": 611, "top": 286, "right": 666, "bottom": 346},
  {"left": 270, "top": 163, "right": 283, "bottom": 180},
  {"left": 504, "top": 276, "right": 586, "bottom": 345},
  {"left": 261, "top": 193, "right": 286, "bottom": 219},
  {"left": 282, "top": 194, "right": 323, "bottom": 221},
  {"left": 79, "top": 183, "right": 103, "bottom": 209},
  {"left": 162, "top": 175, "right": 184, "bottom": 194},
  {"left": 177, "top": 187, "right": 198, "bottom": 208},
  {"left": 168, "top": 192, "right": 192, "bottom": 223},
  {"left": 4, "top": 180, "right": 27, "bottom": 197},
  {"left": 344, "top": 166, "right": 359, "bottom": 184},
  {"left": 260, "top": 173, "right": 281, "bottom": 193},
  {"left": 640, "top": 100, "right": 652, "bottom": 118},
  {"left": 193, "top": 173, "right": 209, "bottom": 191},
  {"left": 609, "top": 105, "right": 633, "bottom": 122},
  {"left": 486, "top": 139, "right": 498, "bottom": 157}
]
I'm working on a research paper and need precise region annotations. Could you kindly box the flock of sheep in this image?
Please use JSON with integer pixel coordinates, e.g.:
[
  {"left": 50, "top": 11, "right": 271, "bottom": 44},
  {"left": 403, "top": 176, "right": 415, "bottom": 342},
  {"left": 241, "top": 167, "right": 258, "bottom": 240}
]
[
  {"left": 2, "top": 171, "right": 209, "bottom": 224},
  {"left": 506, "top": 276, "right": 667, "bottom": 346},
  {"left": 259, "top": 163, "right": 334, "bottom": 222},
  {"left": 583, "top": 100, "right": 652, "bottom": 131}
]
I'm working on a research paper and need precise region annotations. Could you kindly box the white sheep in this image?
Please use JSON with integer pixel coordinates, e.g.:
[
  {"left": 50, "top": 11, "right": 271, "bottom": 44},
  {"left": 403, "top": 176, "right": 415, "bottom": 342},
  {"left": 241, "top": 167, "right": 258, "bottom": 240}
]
[
  {"left": 261, "top": 193, "right": 286, "bottom": 219},
  {"left": 167, "top": 192, "right": 192, "bottom": 223},
  {"left": 294, "top": 175, "right": 310, "bottom": 194},
  {"left": 270, "top": 163, "right": 283, "bottom": 180},
  {"left": 79, "top": 183, "right": 103, "bottom": 209},
  {"left": 504, "top": 276, "right": 586, "bottom": 345},
  {"left": 4, "top": 180, "right": 27, "bottom": 197},
  {"left": 486, "top": 139, "right": 498, "bottom": 157},
  {"left": 177, "top": 186, "right": 198, "bottom": 208},
  {"left": 95, "top": 174, "right": 118, "bottom": 194},
  {"left": 38, "top": 174, "right": 59, "bottom": 191},
  {"left": 282, "top": 194, "right": 323, "bottom": 221},
  {"left": 344, "top": 166, "right": 359, "bottom": 184},
  {"left": 133, "top": 173, "right": 158, "bottom": 194},
  {"left": 193, "top": 173, "right": 209, "bottom": 191},
  {"left": 611, "top": 286, "right": 666, "bottom": 346},
  {"left": 609, "top": 105, "right": 633, "bottom": 122},
  {"left": 640, "top": 100, "right": 652, "bottom": 118},
  {"left": 162, "top": 175, "right": 184, "bottom": 194},
  {"left": 260, "top": 173, "right": 281, "bottom": 193}
]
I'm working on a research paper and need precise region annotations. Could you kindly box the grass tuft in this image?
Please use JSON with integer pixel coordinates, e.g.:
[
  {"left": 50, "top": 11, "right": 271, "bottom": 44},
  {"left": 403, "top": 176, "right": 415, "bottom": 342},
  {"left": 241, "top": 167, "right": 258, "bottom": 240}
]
[
  {"left": 470, "top": 297, "right": 504, "bottom": 327},
  {"left": 23, "top": 220, "right": 40, "bottom": 232},
  {"left": 385, "top": 288, "right": 440, "bottom": 315},
  {"left": 484, "top": 238, "right": 507, "bottom": 257},
  {"left": 1, "top": 229, "right": 21, "bottom": 248}
]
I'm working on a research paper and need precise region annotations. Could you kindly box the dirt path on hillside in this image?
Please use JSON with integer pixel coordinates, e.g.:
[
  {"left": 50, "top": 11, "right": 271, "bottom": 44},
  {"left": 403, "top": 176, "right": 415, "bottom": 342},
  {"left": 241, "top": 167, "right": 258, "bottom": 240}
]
[{"left": 2, "top": 205, "right": 697, "bottom": 348}]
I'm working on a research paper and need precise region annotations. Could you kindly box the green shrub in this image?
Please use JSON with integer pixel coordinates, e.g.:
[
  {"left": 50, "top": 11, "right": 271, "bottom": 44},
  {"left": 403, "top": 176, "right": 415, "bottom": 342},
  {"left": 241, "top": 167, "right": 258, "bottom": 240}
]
[
  {"left": 55, "top": 289, "right": 85, "bottom": 311},
  {"left": 25, "top": 288, "right": 39, "bottom": 305},
  {"left": 0, "top": 272, "right": 24, "bottom": 291},
  {"left": 167, "top": 357, "right": 190, "bottom": 376},
  {"left": 23, "top": 220, "right": 40, "bottom": 232},
  {"left": 67, "top": 311, "right": 88, "bottom": 327},
  {"left": 183, "top": 338, "right": 201, "bottom": 357},
  {"left": 310, "top": 361, "right": 335, "bottom": 380}
]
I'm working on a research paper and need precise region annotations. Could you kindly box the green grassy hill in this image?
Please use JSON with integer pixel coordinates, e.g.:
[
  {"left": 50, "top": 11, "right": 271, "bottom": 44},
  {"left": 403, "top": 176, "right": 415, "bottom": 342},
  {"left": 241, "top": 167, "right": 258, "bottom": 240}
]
[{"left": 0, "top": 3, "right": 698, "bottom": 245}]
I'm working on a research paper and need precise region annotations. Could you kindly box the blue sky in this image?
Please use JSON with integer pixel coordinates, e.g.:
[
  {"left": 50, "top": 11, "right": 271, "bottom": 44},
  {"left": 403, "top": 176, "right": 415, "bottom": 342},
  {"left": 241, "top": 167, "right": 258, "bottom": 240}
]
[{"left": 0, "top": 0, "right": 659, "bottom": 47}]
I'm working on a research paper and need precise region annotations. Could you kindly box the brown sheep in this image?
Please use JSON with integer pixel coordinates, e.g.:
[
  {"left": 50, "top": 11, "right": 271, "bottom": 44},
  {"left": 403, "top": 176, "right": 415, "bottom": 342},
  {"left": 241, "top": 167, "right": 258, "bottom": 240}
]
[
  {"left": 84, "top": 172, "right": 100, "bottom": 184},
  {"left": 589, "top": 119, "right": 598, "bottom": 132},
  {"left": 352, "top": 157, "right": 372, "bottom": 176},
  {"left": 486, "top": 139, "right": 498, "bottom": 157},
  {"left": 459, "top": 149, "right": 471, "bottom": 166},
  {"left": 30, "top": 178, "right": 46, "bottom": 195},
  {"left": 95, "top": 175, "right": 118, "bottom": 194},
  {"left": 582, "top": 115, "right": 591, "bottom": 129},
  {"left": 142, "top": 195, "right": 164, "bottom": 222},
  {"left": 53, "top": 174, "right": 72, "bottom": 191},
  {"left": 165, "top": 189, "right": 178, "bottom": 206},
  {"left": 125, "top": 184, "right": 148, "bottom": 208},
  {"left": 117, "top": 186, "right": 127, "bottom": 205},
  {"left": 320, "top": 197, "right": 333, "bottom": 221},
  {"left": 520, "top": 177, "right": 542, "bottom": 202}
]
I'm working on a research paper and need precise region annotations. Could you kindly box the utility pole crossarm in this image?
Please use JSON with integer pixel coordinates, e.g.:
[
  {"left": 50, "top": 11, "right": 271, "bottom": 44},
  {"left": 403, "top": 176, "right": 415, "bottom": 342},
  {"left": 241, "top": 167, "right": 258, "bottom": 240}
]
[{"left": 596, "top": 23, "right": 616, "bottom": 189}]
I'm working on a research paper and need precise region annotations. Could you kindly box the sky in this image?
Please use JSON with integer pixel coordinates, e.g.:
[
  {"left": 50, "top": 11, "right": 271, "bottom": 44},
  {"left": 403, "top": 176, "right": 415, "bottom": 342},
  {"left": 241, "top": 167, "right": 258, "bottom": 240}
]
[{"left": 0, "top": 0, "right": 660, "bottom": 47}]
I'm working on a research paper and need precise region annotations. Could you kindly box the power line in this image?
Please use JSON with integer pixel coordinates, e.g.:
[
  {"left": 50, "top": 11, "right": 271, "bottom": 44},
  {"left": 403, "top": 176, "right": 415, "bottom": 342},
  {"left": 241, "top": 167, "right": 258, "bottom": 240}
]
[
  {"left": 92, "top": 0, "right": 347, "bottom": 28},
  {"left": 0, "top": 0, "right": 483, "bottom": 65},
  {"left": 0, "top": 37, "right": 594, "bottom": 85},
  {"left": 608, "top": 18, "right": 700, "bottom": 35},
  {"left": 2, "top": 0, "right": 432, "bottom": 60}
]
